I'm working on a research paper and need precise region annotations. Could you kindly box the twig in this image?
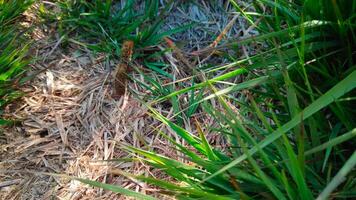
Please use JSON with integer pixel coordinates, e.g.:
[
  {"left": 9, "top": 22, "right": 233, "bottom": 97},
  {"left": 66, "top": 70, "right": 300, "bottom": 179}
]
[
  {"left": 0, "top": 179, "right": 21, "bottom": 188},
  {"left": 196, "top": 15, "right": 239, "bottom": 62},
  {"left": 164, "top": 37, "right": 205, "bottom": 82}
]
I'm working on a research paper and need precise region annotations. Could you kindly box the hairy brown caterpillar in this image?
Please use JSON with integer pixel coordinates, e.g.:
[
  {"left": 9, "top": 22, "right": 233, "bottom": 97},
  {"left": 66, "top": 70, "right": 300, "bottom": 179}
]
[{"left": 113, "top": 40, "right": 134, "bottom": 99}]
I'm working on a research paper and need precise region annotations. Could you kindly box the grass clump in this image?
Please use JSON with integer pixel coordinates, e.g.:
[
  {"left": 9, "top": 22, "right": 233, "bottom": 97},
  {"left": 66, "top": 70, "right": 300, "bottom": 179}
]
[
  {"left": 57, "top": 0, "right": 187, "bottom": 58},
  {"left": 0, "top": 0, "right": 33, "bottom": 125},
  {"left": 75, "top": 0, "right": 356, "bottom": 199}
]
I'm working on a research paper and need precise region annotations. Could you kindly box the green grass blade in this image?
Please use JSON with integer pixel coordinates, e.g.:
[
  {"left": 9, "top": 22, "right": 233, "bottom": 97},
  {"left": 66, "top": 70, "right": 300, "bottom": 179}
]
[
  {"left": 316, "top": 152, "right": 356, "bottom": 200},
  {"left": 148, "top": 107, "right": 206, "bottom": 154},
  {"left": 195, "top": 119, "right": 218, "bottom": 161},
  {"left": 134, "top": 176, "right": 235, "bottom": 200},
  {"left": 76, "top": 178, "right": 157, "bottom": 200},
  {"left": 305, "top": 128, "right": 356, "bottom": 156},
  {"left": 202, "top": 70, "right": 356, "bottom": 182},
  {"left": 321, "top": 123, "right": 342, "bottom": 172}
]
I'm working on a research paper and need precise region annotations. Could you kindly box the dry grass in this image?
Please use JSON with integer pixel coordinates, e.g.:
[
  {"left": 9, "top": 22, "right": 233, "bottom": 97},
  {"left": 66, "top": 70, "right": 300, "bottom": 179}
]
[{"left": 0, "top": 1, "right": 253, "bottom": 199}]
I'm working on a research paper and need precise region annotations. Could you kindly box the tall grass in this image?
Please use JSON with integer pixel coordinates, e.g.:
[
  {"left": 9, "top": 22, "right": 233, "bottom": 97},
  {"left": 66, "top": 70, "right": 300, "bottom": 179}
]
[
  {"left": 0, "top": 0, "right": 33, "bottom": 125},
  {"left": 73, "top": 0, "right": 356, "bottom": 199}
]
